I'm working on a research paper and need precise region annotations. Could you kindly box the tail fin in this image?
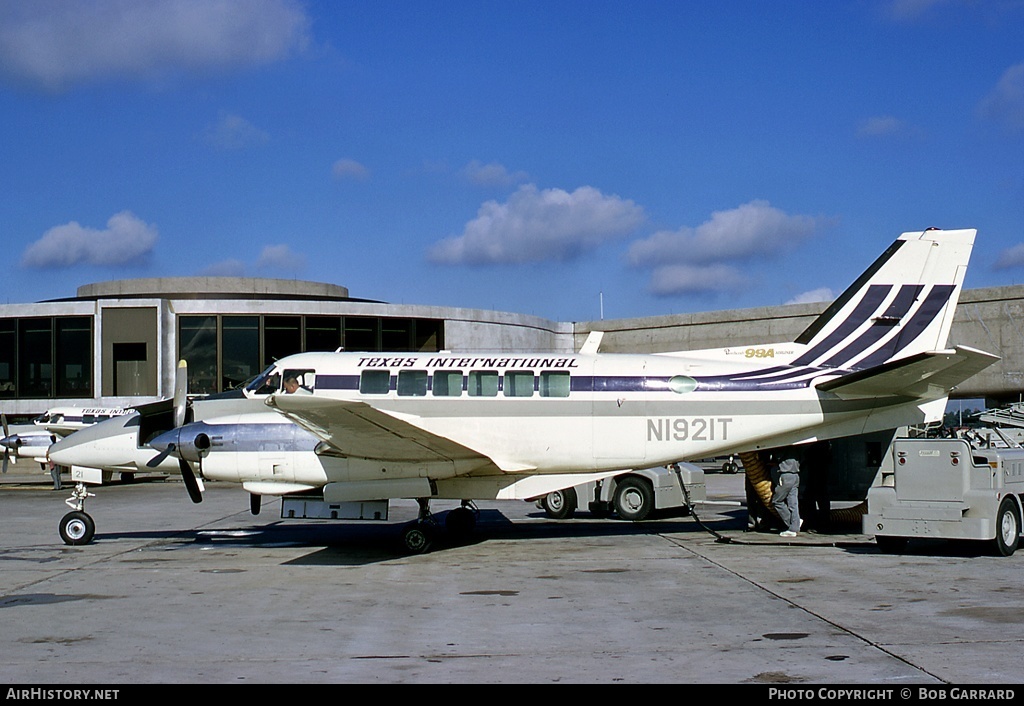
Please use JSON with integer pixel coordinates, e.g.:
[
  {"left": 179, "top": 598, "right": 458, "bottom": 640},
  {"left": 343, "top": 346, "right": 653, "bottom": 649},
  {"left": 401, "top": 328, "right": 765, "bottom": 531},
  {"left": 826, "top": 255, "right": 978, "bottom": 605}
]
[{"left": 790, "top": 228, "right": 974, "bottom": 371}]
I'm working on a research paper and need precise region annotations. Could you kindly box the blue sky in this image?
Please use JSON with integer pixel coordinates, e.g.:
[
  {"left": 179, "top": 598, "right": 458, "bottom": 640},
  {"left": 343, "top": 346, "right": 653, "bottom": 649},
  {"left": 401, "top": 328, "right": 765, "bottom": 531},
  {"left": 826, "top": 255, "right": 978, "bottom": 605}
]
[{"left": 1, "top": 0, "right": 1022, "bottom": 323}]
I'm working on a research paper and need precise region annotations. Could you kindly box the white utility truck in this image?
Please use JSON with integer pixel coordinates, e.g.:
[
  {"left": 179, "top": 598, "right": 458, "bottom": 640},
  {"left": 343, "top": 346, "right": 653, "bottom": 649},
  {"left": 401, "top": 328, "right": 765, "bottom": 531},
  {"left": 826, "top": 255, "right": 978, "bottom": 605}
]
[
  {"left": 863, "top": 436, "right": 1024, "bottom": 556},
  {"left": 536, "top": 464, "right": 706, "bottom": 521}
]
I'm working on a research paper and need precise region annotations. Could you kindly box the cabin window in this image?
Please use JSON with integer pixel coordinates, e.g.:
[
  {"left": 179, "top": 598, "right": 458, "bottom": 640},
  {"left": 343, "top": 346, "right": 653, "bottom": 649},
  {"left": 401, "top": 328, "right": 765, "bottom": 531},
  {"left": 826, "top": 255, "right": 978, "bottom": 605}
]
[
  {"left": 467, "top": 371, "right": 499, "bottom": 397},
  {"left": 432, "top": 371, "right": 463, "bottom": 397},
  {"left": 539, "top": 371, "right": 570, "bottom": 397},
  {"left": 504, "top": 371, "right": 534, "bottom": 397},
  {"left": 360, "top": 370, "right": 391, "bottom": 394},
  {"left": 669, "top": 375, "right": 697, "bottom": 394},
  {"left": 397, "top": 370, "right": 428, "bottom": 396}
]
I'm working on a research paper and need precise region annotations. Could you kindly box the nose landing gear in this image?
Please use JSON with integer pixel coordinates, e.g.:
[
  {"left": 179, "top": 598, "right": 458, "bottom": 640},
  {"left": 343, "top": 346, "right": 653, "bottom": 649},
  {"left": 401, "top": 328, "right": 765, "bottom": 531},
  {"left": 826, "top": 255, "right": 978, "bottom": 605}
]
[{"left": 59, "top": 482, "right": 96, "bottom": 545}]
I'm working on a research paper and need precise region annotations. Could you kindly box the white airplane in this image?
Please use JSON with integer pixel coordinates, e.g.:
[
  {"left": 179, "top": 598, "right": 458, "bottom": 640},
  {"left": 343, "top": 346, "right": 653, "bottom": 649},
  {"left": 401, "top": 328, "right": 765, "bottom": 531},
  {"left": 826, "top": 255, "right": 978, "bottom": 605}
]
[
  {"left": 0, "top": 406, "right": 140, "bottom": 476},
  {"left": 34, "top": 406, "right": 137, "bottom": 437},
  {"left": 49, "top": 228, "right": 998, "bottom": 551},
  {"left": 1, "top": 414, "right": 55, "bottom": 474}
]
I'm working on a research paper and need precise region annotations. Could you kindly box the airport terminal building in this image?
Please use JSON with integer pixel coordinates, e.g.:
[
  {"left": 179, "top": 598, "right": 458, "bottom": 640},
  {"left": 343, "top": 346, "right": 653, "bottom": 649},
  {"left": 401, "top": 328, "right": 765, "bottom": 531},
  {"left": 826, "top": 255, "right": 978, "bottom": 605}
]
[
  {"left": 2, "top": 276, "right": 1023, "bottom": 419},
  {"left": 0, "top": 277, "right": 571, "bottom": 419}
]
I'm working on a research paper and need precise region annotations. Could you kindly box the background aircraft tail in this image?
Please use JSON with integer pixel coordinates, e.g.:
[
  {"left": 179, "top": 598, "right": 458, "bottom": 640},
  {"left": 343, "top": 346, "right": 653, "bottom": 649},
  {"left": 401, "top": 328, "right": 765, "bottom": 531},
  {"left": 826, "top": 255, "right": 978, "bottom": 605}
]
[{"left": 788, "top": 228, "right": 975, "bottom": 372}]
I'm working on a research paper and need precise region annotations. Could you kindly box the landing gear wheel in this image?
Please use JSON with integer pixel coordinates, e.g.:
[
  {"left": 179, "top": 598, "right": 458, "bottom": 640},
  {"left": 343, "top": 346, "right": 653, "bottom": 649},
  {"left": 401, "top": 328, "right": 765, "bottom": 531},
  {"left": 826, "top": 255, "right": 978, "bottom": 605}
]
[
  {"left": 541, "top": 487, "right": 577, "bottom": 519},
  {"left": 994, "top": 497, "right": 1020, "bottom": 557},
  {"left": 445, "top": 506, "right": 476, "bottom": 539},
  {"left": 401, "top": 523, "right": 433, "bottom": 555},
  {"left": 59, "top": 511, "right": 95, "bottom": 546},
  {"left": 875, "top": 535, "right": 908, "bottom": 554},
  {"left": 614, "top": 477, "right": 655, "bottom": 521},
  {"left": 722, "top": 461, "right": 739, "bottom": 474}
]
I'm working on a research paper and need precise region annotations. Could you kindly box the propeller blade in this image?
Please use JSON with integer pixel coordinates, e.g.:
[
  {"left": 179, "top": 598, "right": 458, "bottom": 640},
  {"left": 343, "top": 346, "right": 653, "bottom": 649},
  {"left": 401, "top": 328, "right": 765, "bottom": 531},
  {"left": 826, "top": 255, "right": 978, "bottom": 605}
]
[
  {"left": 1, "top": 414, "right": 9, "bottom": 473},
  {"left": 173, "top": 360, "right": 188, "bottom": 429},
  {"left": 146, "top": 447, "right": 172, "bottom": 468},
  {"left": 178, "top": 458, "right": 204, "bottom": 504}
]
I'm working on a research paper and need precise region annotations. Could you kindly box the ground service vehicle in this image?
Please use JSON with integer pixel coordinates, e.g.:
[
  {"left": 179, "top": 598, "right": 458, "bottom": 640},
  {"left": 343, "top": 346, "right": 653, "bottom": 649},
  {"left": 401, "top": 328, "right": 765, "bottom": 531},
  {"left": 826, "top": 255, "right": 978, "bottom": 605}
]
[
  {"left": 863, "top": 437, "right": 1024, "bottom": 556},
  {"left": 537, "top": 464, "right": 706, "bottom": 521}
]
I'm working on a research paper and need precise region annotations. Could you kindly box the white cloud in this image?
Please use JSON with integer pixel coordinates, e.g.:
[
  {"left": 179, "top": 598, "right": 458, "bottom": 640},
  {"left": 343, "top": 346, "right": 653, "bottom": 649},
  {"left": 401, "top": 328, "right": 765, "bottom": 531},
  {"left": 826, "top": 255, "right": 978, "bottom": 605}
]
[
  {"left": 256, "top": 244, "right": 306, "bottom": 274},
  {"left": 856, "top": 115, "right": 906, "bottom": 138},
  {"left": 21, "top": 211, "right": 158, "bottom": 268},
  {"left": 628, "top": 200, "right": 823, "bottom": 267},
  {"left": 648, "top": 264, "right": 748, "bottom": 297},
  {"left": 978, "top": 63, "right": 1024, "bottom": 134},
  {"left": 0, "top": 0, "right": 311, "bottom": 91},
  {"left": 786, "top": 287, "right": 835, "bottom": 305},
  {"left": 199, "top": 259, "right": 247, "bottom": 277},
  {"left": 196, "top": 244, "right": 306, "bottom": 277},
  {"left": 332, "top": 158, "right": 370, "bottom": 180},
  {"left": 884, "top": 0, "right": 955, "bottom": 21},
  {"left": 203, "top": 112, "right": 269, "bottom": 150},
  {"left": 428, "top": 184, "right": 645, "bottom": 265},
  {"left": 994, "top": 243, "right": 1024, "bottom": 270},
  {"left": 462, "top": 160, "right": 529, "bottom": 187}
]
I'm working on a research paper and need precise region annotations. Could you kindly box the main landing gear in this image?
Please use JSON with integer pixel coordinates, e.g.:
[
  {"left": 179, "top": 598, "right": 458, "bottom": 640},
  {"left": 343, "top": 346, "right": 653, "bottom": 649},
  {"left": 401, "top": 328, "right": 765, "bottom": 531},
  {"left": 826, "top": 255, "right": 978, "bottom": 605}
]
[
  {"left": 399, "top": 498, "right": 479, "bottom": 554},
  {"left": 59, "top": 482, "right": 97, "bottom": 545}
]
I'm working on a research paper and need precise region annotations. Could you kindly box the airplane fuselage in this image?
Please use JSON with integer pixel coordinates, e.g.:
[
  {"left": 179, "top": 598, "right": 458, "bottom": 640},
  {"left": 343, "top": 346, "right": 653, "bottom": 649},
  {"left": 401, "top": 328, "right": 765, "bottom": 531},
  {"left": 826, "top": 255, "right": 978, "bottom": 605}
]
[{"left": 238, "top": 347, "right": 944, "bottom": 488}]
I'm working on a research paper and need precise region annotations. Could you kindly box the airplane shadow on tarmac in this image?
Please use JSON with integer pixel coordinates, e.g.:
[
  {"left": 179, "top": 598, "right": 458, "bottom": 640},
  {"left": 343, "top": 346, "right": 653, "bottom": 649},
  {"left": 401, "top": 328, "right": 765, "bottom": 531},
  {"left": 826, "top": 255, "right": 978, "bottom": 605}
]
[
  {"left": 97, "top": 503, "right": 979, "bottom": 565},
  {"left": 91, "top": 507, "right": 747, "bottom": 566}
]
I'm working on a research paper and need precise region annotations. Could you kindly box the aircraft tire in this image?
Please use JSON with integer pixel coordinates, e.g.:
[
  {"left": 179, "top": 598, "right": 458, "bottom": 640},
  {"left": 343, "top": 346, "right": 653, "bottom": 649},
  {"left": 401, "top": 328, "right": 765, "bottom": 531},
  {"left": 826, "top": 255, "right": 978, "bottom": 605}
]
[
  {"left": 541, "top": 487, "right": 577, "bottom": 520},
  {"left": 445, "top": 507, "right": 476, "bottom": 538},
  {"left": 614, "top": 477, "right": 654, "bottom": 522},
  {"left": 59, "top": 511, "right": 95, "bottom": 546},
  {"left": 400, "top": 523, "right": 433, "bottom": 555},
  {"left": 994, "top": 497, "right": 1020, "bottom": 557}
]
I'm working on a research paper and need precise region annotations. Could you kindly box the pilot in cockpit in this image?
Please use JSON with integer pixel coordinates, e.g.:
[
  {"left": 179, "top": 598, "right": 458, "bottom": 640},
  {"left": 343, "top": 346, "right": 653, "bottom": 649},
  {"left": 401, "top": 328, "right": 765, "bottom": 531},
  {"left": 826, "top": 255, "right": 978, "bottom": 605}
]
[{"left": 283, "top": 374, "right": 312, "bottom": 394}]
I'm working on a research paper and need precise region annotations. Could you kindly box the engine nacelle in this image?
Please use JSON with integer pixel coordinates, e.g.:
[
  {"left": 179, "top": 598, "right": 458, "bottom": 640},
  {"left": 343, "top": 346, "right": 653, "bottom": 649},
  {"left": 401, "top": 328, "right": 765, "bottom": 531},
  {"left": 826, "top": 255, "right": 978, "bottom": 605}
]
[{"left": 151, "top": 424, "right": 215, "bottom": 463}]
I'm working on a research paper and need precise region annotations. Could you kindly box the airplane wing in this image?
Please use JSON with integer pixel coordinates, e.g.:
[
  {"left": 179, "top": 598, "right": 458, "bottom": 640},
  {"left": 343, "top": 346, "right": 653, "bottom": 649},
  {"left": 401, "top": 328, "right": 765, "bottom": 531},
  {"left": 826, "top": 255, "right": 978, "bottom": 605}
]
[
  {"left": 266, "top": 393, "right": 500, "bottom": 469},
  {"left": 815, "top": 345, "right": 999, "bottom": 400}
]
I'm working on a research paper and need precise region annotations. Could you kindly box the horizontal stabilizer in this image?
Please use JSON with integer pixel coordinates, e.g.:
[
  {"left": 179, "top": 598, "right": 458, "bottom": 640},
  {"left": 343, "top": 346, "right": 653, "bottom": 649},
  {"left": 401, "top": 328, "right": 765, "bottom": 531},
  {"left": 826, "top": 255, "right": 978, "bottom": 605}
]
[{"left": 816, "top": 345, "right": 999, "bottom": 400}]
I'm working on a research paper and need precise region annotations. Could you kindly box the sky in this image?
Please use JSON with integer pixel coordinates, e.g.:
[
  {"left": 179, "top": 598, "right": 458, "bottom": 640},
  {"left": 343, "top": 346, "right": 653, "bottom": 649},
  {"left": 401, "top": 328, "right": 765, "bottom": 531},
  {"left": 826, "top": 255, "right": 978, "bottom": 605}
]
[{"left": 1, "top": 0, "right": 1022, "bottom": 324}]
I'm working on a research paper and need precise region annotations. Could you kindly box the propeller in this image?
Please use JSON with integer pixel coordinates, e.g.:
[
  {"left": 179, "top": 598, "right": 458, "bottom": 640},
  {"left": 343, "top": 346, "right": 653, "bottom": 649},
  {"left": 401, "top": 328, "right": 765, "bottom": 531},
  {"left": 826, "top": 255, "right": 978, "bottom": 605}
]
[
  {"left": 173, "top": 360, "right": 188, "bottom": 429},
  {"left": 144, "top": 360, "right": 190, "bottom": 470},
  {"left": 179, "top": 457, "right": 205, "bottom": 504},
  {"left": 172, "top": 360, "right": 205, "bottom": 504},
  {"left": 146, "top": 360, "right": 206, "bottom": 503},
  {"left": 1, "top": 413, "right": 11, "bottom": 474}
]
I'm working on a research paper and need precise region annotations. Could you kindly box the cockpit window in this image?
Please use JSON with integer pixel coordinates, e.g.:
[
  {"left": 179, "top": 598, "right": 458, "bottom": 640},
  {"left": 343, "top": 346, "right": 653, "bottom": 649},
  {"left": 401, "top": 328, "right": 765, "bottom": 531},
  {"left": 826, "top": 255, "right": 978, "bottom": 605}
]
[
  {"left": 282, "top": 369, "right": 316, "bottom": 394},
  {"left": 246, "top": 367, "right": 281, "bottom": 396}
]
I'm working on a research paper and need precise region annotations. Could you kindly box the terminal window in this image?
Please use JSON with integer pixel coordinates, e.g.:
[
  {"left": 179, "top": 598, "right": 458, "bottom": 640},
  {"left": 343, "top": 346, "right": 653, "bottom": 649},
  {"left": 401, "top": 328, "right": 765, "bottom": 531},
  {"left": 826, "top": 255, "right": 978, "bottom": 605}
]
[{"left": 0, "top": 316, "right": 93, "bottom": 399}]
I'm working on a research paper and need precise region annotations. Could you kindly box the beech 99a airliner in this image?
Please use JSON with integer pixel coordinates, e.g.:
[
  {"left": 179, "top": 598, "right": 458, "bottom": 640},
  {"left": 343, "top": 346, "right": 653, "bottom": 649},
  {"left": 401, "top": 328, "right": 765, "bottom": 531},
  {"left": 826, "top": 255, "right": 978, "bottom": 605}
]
[{"left": 49, "top": 228, "right": 998, "bottom": 552}]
